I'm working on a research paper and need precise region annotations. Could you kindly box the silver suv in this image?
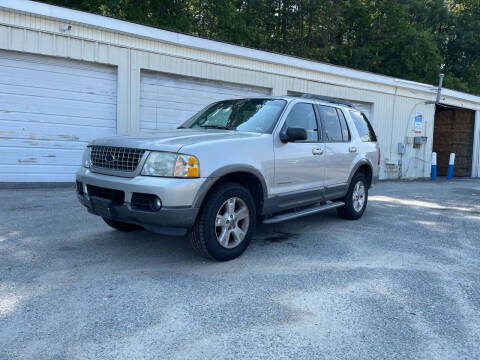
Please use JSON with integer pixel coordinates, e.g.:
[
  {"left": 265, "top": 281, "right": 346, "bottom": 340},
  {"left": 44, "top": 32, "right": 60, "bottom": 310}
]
[{"left": 76, "top": 95, "right": 380, "bottom": 261}]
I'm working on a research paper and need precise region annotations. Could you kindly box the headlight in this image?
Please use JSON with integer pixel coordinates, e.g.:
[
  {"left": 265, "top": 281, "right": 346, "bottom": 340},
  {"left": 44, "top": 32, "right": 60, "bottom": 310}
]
[
  {"left": 141, "top": 152, "right": 199, "bottom": 177},
  {"left": 82, "top": 147, "right": 91, "bottom": 168}
]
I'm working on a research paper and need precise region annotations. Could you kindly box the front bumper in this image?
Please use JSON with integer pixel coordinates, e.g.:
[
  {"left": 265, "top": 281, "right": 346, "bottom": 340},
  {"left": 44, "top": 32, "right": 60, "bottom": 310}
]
[{"left": 76, "top": 167, "right": 206, "bottom": 235}]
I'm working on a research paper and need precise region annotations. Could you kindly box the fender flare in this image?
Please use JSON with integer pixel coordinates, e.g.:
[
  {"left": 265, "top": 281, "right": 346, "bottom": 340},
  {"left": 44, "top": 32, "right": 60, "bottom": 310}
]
[
  {"left": 192, "top": 164, "right": 269, "bottom": 210},
  {"left": 347, "top": 159, "right": 374, "bottom": 187}
]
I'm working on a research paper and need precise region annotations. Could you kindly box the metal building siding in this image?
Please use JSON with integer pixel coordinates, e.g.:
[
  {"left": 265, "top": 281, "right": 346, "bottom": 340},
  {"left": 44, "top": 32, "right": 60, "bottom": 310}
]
[
  {"left": 140, "top": 71, "right": 271, "bottom": 131},
  {"left": 0, "top": 51, "right": 117, "bottom": 182},
  {"left": 0, "top": 5, "right": 479, "bottom": 180}
]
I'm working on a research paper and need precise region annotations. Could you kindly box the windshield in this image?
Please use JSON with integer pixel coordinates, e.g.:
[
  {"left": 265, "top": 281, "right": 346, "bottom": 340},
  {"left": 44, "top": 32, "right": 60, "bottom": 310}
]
[{"left": 179, "top": 99, "right": 287, "bottom": 134}]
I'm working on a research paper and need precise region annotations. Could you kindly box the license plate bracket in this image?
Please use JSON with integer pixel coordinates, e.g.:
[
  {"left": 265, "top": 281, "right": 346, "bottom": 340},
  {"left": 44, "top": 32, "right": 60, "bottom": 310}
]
[{"left": 90, "top": 196, "right": 114, "bottom": 219}]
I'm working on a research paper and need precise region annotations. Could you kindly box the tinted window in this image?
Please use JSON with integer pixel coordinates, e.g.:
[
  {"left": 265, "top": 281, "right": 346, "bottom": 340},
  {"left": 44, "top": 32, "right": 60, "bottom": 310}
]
[
  {"left": 337, "top": 109, "right": 351, "bottom": 142},
  {"left": 349, "top": 110, "right": 377, "bottom": 142},
  {"left": 181, "top": 99, "right": 286, "bottom": 134},
  {"left": 317, "top": 105, "right": 342, "bottom": 142},
  {"left": 283, "top": 103, "right": 318, "bottom": 141}
]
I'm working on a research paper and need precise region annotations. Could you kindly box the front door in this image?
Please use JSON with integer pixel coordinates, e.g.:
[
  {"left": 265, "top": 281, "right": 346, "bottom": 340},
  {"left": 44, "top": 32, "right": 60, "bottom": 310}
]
[{"left": 273, "top": 102, "right": 325, "bottom": 207}]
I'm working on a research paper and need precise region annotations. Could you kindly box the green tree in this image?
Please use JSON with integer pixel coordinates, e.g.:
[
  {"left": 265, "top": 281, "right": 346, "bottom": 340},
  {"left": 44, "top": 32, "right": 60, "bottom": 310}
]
[{"left": 35, "top": 0, "right": 480, "bottom": 95}]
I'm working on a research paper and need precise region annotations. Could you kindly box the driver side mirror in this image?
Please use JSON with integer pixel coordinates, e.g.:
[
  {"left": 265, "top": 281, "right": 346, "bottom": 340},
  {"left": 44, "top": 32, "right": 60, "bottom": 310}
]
[{"left": 280, "top": 127, "right": 308, "bottom": 143}]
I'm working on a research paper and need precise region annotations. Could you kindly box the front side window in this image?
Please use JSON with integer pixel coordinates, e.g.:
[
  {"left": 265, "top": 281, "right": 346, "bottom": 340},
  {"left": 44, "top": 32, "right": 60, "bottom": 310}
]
[
  {"left": 349, "top": 110, "right": 377, "bottom": 142},
  {"left": 180, "top": 99, "right": 286, "bottom": 134},
  {"left": 283, "top": 103, "right": 318, "bottom": 141},
  {"left": 317, "top": 105, "right": 343, "bottom": 142}
]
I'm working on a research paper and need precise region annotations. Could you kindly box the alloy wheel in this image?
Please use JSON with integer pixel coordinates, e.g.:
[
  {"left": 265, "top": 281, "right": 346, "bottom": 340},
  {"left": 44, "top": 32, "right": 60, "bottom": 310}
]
[{"left": 215, "top": 197, "right": 250, "bottom": 249}]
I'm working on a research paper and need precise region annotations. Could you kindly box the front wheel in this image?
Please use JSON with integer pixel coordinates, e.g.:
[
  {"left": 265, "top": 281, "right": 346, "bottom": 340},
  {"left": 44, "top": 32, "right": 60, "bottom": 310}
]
[
  {"left": 189, "top": 182, "right": 256, "bottom": 261},
  {"left": 337, "top": 172, "right": 368, "bottom": 220}
]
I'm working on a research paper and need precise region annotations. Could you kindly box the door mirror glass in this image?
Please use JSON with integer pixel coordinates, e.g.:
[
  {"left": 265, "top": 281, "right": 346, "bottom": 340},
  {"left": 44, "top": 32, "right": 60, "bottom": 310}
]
[{"left": 280, "top": 127, "right": 308, "bottom": 142}]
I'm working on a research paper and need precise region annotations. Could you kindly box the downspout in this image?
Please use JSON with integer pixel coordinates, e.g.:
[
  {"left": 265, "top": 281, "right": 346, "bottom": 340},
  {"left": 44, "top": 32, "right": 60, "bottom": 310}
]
[{"left": 389, "top": 86, "right": 399, "bottom": 177}]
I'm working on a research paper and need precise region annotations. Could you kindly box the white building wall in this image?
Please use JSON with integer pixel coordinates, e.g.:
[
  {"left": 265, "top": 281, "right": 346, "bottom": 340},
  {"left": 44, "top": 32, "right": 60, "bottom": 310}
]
[{"left": 0, "top": 3, "right": 480, "bottom": 180}]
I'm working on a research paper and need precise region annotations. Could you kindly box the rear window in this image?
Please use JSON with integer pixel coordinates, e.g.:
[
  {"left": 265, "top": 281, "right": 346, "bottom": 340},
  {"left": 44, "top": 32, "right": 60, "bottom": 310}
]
[{"left": 349, "top": 110, "right": 377, "bottom": 142}]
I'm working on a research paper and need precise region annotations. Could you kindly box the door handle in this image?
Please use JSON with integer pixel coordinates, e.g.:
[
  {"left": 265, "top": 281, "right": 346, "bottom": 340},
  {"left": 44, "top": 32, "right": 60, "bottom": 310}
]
[
  {"left": 349, "top": 146, "right": 357, "bottom": 153},
  {"left": 312, "top": 148, "right": 323, "bottom": 155}
]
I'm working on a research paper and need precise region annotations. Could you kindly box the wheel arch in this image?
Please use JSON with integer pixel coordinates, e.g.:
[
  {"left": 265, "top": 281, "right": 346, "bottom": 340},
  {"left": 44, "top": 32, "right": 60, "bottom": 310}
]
[
  {"left": 193, "top": 165, "right": 268, "bottom": 215},
  {"left": 348, "top": 160, "right": 374, "bottom": 188}
]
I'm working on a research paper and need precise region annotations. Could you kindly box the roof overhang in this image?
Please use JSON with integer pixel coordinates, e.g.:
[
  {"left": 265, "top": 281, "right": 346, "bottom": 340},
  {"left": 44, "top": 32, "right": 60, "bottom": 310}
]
[{"left": 2, "top": 0, "right": 480, "bottom": 106}]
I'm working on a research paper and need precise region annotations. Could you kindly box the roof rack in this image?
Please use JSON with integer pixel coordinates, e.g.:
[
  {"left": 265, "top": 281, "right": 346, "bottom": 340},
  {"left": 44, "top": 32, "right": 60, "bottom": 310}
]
[{"left": 294, "top": 94, "right": 355, "bottom": 108}]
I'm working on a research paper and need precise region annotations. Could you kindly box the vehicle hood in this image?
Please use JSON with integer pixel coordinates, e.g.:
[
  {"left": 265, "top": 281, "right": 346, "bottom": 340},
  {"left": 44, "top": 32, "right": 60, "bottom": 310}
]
[{"left": 89, "top": 129, "right": 264, "bottom": 152}]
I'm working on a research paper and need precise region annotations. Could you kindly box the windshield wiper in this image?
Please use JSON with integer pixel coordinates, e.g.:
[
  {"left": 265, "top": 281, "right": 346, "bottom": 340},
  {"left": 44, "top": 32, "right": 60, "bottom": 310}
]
[{"left": 200, "top": 125, "right": 230, "bottom": 130}]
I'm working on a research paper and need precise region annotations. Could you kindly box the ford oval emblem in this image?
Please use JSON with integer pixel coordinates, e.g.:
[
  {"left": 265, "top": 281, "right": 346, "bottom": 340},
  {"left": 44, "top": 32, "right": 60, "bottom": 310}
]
[{"left": 105, "top": 154, "right": 115, "bottom": 162}]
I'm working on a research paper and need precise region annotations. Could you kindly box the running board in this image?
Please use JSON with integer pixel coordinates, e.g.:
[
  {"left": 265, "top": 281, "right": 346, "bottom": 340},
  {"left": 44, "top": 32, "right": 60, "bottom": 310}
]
[{"left": 262, "top": 201, "right": 345, "bottom": 224}]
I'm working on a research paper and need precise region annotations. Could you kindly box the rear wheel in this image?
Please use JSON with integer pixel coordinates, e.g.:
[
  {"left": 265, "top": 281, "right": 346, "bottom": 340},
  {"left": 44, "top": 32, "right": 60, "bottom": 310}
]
[
  {"left": 337, "top": 172, "right": 368, "bottom": 220},
  {"left": 189, "top": 182, "right": 256, "bottom": 261},
  {"left": 102, "top": 217, "right": 142, "bottom": 232}
]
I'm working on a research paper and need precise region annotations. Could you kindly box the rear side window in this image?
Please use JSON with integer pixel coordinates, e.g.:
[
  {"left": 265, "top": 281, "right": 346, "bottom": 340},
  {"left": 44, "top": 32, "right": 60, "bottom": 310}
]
[
  {"left": 317, "top": 105, "right": 343, "bottom": 142},
  {"left": 349, "top": 110, "right": 377, "bottom": 142},
  {"left": 337, "top": 109, "right": 351, "bottom": 142}
]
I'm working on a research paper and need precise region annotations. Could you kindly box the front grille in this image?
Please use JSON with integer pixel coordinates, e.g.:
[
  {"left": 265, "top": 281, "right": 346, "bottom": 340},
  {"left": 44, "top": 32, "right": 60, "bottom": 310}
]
[
  {"left": 90, "top": 146, "right": 145, "bottom": 172},
  {"left": 87, "top": 185, "right": 125, "bottom": 205}
]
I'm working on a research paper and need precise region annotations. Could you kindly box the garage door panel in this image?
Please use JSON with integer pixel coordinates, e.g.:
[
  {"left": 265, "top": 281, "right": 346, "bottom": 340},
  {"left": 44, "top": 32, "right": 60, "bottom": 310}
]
[
  {"left": 3, "top": 147, "right": 83, "bottom": 165},
  {"left": 0, "top": 93, "right": 116, "bottom": 120},
  {"left": 0, "top": 111, "right": 116, "bottom": 128},
  {"left": 142, "top": 73, "right": 265, "bottom": 94},
  {"left": 141, "top": 85, "right": 248, "bottom": 108},
  {"left": 0, "top": 51, "right": 117, "bottom": 182},
  {"left": 0, "top": 173, "right": 78, "bottom": 182},
  {"left": 141, "top": 122, "right": 175, "bottom": 131},
  {"left": 0, "top": 82, "right": 116, "bottom": 104},
  {"left": 143, "top": 84, "right": 260, "bottom": 104},
  {"left": 0, "top": 52, "right": 117, "bottom": 80},
  {"left": 140, "top": 71, "right": 270, "bottom": 131},
  {"left": 0, "top": 69, "right": 116, "bottom": 97},
  {"left": 1, "top": 164, "right": 79, "bottom": 174},
  {"left": 1, "top": 120, "right": 114, "bottom": 143},
  {"left": 0, "top": 139, "right": 88, "bottom": 150}
]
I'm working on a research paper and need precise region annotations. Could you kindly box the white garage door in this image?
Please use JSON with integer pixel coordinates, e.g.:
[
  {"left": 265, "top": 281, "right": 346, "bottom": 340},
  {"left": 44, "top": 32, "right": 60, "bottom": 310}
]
[
  {"left": 0, "top": 51, "right": 117, "bottom": 182},
  {"left": 140, "top": 71, "right": 271, "bottom": 131},
  {"left": 349, "top": 101, "right": 373, "bottom": 123}
]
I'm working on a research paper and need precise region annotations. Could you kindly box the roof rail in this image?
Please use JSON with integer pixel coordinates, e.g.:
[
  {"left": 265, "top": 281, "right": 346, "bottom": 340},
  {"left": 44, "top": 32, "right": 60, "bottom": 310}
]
[{"left": 296, "top": 94, "right": 355, "bottom": 108}]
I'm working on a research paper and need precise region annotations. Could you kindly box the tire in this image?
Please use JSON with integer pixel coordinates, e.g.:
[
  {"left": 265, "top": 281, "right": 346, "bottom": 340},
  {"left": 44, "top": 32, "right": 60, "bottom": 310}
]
[
  {"left": 337, "top": 172, "right": 368, "bottom": 220},
  {"left": 189, "top": 182, "right": 257, "bottom": 261},
  {"left": 102, "top": 217, "right": 143, "bottom": 232}
]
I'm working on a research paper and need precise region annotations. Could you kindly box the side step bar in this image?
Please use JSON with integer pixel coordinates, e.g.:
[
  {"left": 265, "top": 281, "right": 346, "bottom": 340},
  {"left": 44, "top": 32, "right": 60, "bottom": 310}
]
[{"left": 262, "top": 201, "right": 345, "bottom": 224}]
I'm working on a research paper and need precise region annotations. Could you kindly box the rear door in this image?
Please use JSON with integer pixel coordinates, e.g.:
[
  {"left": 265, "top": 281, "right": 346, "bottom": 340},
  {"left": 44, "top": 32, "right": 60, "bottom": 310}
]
[
  {"left": 316, "top": 105, "right": 357, "bottom": 196},
  {"left": 273, "top": 102, "right": 325, "bottom": 203}
]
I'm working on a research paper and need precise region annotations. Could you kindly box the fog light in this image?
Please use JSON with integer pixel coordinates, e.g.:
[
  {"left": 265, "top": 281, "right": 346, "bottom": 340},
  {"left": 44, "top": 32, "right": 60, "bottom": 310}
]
[{"left": 153, "top": 197, "right": 162, "bottom": 210}]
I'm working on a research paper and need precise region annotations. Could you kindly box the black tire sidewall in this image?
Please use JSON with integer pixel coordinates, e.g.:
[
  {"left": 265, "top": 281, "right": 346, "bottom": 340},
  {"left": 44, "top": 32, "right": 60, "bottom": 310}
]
[
  {"left": 199, "top": 183, "right": 256, "bottom": 261},
  {"left": 339, "top": 173, "right": 368, "bottom": 220}
]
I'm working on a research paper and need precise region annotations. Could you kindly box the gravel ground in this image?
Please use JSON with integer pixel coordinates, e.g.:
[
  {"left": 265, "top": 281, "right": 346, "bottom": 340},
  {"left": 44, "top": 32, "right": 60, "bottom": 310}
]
[{"left": 1, "top": 179, "right": 479, "bottom": 360}]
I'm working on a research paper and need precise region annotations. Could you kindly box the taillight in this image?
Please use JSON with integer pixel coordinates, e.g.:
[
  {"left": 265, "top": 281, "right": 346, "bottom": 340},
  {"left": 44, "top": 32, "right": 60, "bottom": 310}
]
[{"left": 378, "top": 148, "right": 381, "bottom": 166}]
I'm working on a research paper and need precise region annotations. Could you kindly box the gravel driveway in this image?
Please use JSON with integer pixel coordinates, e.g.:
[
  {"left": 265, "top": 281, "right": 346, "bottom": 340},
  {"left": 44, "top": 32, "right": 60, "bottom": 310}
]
[{"left": 1, "top": 179, "right": 480, "bottom": 359}]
